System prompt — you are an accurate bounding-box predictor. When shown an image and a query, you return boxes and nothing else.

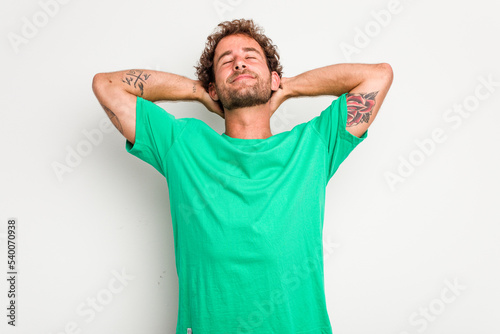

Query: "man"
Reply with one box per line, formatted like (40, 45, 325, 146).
(92, 18, 392, 334)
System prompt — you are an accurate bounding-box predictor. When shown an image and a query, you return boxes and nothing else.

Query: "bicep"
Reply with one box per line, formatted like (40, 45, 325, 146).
(92, 73, 137, 144)
(345, 63, 393, 138)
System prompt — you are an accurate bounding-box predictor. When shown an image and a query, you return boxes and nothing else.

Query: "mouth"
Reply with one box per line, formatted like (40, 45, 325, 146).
(231, 73, 256, 83)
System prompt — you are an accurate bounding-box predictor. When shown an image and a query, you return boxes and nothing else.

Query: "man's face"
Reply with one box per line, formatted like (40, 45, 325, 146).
(209, 34, 278, 110)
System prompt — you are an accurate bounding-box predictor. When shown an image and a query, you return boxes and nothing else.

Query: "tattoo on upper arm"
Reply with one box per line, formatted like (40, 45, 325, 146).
(122, 70, 151, 96)
(346, 91, 378, 127)
(101, 103, 124, 135)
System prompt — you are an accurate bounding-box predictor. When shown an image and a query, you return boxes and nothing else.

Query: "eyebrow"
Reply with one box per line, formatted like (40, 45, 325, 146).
(216, 47, 262, 64)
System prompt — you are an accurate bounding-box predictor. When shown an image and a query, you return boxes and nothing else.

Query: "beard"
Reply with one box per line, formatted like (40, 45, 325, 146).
(215, 70, 272, 110)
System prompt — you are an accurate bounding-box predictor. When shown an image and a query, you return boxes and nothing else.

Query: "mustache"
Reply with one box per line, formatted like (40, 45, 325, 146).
(228, 70, 257, 83)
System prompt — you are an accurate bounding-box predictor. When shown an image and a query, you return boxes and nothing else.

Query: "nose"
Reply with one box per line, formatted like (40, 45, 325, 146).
(234, 57, 247, 71)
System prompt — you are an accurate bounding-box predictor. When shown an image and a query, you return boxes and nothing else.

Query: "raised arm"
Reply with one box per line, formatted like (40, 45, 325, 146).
(271, 63, 393, 138)
(92, 69, 224, 144)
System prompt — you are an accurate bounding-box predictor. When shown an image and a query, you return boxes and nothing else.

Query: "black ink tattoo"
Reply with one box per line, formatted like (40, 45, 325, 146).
(346, 91, 378, 127)
(122, 70, 150, 96)
(101, 103, 123, 134)
(192, 84, 196, 94)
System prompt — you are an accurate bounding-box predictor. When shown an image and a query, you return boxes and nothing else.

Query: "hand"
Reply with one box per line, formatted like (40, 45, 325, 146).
(268, 77, 290, 118)
(195, 81, 225, 119)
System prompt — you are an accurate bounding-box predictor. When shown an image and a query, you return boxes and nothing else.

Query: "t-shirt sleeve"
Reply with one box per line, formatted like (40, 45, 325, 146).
(309, 93, 368, 181)
(125, 96, 189, 177)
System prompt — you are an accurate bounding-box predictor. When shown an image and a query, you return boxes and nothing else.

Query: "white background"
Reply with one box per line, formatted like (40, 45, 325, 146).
(1, 0, 499, 333)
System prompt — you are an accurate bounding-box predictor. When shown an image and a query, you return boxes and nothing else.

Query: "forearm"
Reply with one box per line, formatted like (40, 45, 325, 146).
(93, 69, 202, 103)
(285, 63, 391, 98)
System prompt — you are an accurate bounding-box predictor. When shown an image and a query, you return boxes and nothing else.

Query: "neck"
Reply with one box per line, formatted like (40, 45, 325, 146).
(223, 102, 273, 139)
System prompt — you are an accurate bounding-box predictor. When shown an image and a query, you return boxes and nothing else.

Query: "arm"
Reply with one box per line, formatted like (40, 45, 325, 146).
(92, 69, 224, 144)
(270, 63, 393, 138)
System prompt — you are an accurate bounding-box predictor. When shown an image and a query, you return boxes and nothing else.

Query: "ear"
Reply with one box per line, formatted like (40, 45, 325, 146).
(270, 71, 280, 92)
(208, 82, 219, 101)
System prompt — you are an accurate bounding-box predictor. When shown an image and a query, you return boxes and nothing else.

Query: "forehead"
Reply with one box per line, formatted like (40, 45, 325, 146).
(214, 34, 264, 58)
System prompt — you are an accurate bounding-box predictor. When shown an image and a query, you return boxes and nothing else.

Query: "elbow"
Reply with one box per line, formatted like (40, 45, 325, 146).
(378, 63, 393, 84)
(92, 72, 115, 97)
(92, 73, 105, 96)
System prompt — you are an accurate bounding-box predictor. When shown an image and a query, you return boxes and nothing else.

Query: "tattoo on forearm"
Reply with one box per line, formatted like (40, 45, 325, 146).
(122, 70, 151, 96)
(346, 91, 378, 127)
(101, 103, 123, 134)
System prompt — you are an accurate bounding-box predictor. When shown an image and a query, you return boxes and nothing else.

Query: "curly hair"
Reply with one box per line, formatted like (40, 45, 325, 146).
(195, 18, 283, 92)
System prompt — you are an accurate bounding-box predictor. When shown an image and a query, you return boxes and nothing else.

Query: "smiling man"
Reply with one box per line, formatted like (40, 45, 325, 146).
(92, 19, 392, 334)
(210, 36, 278, 111)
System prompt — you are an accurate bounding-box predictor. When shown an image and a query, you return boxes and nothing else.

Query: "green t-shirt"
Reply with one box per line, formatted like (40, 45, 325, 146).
(126, 94, 367, 334)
